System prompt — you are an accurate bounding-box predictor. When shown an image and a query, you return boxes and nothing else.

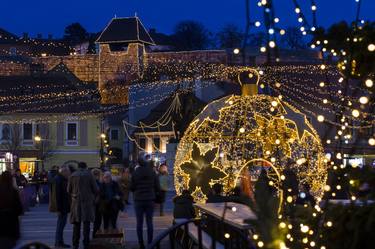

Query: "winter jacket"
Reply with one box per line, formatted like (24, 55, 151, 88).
(68, 168, 98, 223)
(55, 174, 70, 214)
(98, 181, 123, 214)
(130, 162, 160, 202)
(0, 187, 23, 239)
(173, 194, 195, 219)
(159, 174, 169, 191)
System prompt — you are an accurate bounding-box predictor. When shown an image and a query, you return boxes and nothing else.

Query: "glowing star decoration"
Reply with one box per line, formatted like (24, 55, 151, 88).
(174, 69, 328, 202)
(179, 142, 226, 199)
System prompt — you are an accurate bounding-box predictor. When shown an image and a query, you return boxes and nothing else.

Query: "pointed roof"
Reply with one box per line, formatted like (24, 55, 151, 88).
(96, 17, 155, 45)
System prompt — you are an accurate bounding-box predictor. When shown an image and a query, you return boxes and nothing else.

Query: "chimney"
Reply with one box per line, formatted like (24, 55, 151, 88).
(23, 32, 29, 39)
(48, 34, 53, 40)
(37, 33, 42, 39)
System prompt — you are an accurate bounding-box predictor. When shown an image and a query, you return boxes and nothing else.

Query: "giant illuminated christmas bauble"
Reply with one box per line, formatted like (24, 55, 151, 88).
(174, 70, 328, 202)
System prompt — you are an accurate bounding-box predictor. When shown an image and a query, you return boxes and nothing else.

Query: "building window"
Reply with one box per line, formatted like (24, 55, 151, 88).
(139, 137, 146, 150)
(10, 47, 17, 56)
(110, 129, 119, 141)
(1, 124, 10, 140)
(153, 137, 160, 150)
(23, 123, 33, 140)
(66, 122, 78, 145)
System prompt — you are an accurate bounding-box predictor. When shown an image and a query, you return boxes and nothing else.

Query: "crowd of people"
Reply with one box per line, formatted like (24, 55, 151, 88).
(0, 153, 172, 249)
(0, 155, 328, 249)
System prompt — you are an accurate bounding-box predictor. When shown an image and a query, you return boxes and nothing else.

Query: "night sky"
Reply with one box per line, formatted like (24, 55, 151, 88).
(1, 0, 374, 38)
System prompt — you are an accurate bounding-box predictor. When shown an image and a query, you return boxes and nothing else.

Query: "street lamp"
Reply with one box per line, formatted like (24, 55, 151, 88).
(34, 135, 41, 142)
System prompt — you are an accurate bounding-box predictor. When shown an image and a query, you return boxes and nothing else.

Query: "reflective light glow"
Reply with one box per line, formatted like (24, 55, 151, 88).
(352, 109, 360, 118)
(365, 79, 373, 87)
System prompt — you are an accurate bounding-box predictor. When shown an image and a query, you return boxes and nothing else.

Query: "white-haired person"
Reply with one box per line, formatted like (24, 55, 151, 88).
(98, 171, 123, 231)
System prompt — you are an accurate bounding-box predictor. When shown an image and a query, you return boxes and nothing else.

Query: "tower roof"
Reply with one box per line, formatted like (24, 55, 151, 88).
(96, 17, 155, 45)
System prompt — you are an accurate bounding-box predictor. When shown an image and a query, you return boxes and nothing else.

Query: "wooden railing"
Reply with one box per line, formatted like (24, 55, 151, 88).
(147, 218, 255, 249)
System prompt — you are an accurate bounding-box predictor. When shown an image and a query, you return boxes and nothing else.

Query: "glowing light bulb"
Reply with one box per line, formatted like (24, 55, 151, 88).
(311, 5, 317, 11)
(352, 109, 360, 118)
(317, 115, 325, 122)
(365, 79, 373, 87)
(326, 221, 333, 227)
(301, 225, 309, 233)
(287, 196, 293, 203)
(320, 64, 326, 70)
(233, 48, 240, 54)
(260, 46, 267, 52)
(298, 17, 303, 23)
(239, 127, 245, 133)
(295, 7, 301, 13)
(275, 139, 281, 144)
(296, 158, 306, 165)
(274, 17, 279, 23)
(369, 137, 375, 146)
(268, 28, 275, 34)
(224, 233, 230, 239)
(271, 100, 278, 107)
(359, 96, 368, 104)
(326, 139, 331, 144)
(279, 222, 287, 229)
(280, 29, 286, 35)
(368, 44, 375, 52)
(269, 41, 276, 48)
(255, 21, 261, 27)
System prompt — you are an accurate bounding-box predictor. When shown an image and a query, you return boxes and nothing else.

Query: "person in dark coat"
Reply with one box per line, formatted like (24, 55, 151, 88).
(68, 162, 98, 249)
(55, 165, 71, 248)
(173, 190, 195, 220)
(0, 171, 24, 249)
(228, 186, 252, 206)
(91, 168, 102, 238)
(99, 172, 123, 230)
(14, 168, 28, 187)
(207, 183, 231, 203)
(130, 154, 160, 249)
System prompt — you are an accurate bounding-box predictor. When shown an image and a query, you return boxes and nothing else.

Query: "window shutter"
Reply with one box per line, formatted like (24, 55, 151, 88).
(56, 122, 64, 146)
(79, 120, 88, 146)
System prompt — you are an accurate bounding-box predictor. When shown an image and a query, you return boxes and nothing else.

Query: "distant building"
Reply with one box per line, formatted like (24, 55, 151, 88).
(0, 63, 103, 175)
(0, 16, 372, 170)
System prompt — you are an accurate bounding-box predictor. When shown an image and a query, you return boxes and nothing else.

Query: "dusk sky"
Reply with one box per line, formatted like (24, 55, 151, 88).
(1, 0, 374, 38)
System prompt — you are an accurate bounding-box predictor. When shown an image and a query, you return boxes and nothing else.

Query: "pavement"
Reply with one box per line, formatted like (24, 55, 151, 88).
(18, 192, 176, 249)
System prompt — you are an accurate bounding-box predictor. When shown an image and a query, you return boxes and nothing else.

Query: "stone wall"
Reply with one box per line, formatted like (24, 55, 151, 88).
(0, 61, 30, 76)
(32, 54, 99, 82)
